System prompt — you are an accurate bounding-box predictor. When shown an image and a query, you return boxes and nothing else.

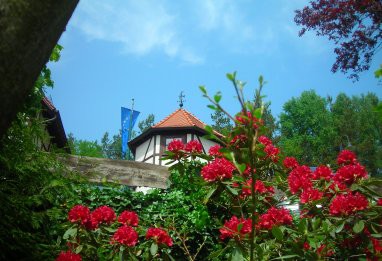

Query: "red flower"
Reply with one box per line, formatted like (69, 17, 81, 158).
(167, 140, 184, 153)
(146, 228, 173, 247)
(283, 157, 299, 170)
(235, 111, 262, 129)
(258, 136, 273, 146)
(201, 158, 235, 182)
(111, 225, 138, 247)
(208, 145, 223, 157)
(371, 237, 382, 253)
(312, 165, 332, 180)
(118, 211, 139, 227)
(264, 144, 279, 162)
(288, 165, 313, 194)
(56, 251, 82, 261)
(300, 187, 323, 204)
(334, 163, 368, 185)
(377, 198, 382, 206)
(91, 206, 116, 225)
(68, 205, 91, 226)
(229, 134, 247, 148)
(337, 150, 357, 165)
(303, 242, 311, 250)
(185, 140, 203, 153)
(257, 207, 293, 230)
(241, 179, 274, 197)
(219, 216, 252, 240)
(329, 192, 369, 216)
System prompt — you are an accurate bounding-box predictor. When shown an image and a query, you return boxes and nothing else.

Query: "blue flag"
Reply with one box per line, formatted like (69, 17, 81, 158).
(121, 107, 140, 159)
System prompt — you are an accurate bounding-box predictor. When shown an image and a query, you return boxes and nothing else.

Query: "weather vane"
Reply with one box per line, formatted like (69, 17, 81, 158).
(178, 91, 185, 108)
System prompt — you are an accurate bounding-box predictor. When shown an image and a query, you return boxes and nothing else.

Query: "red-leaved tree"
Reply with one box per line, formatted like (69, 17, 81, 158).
(295, 0, 382, 80)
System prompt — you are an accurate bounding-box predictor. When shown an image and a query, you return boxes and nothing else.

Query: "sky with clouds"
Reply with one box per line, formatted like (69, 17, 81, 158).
(47, 0, 382, 141)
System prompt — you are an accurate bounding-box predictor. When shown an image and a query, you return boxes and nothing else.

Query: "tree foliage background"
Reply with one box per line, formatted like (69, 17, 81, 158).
(279, 90, 382, 176)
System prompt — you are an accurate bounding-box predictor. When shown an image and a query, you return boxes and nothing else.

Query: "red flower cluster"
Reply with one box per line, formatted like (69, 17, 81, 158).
(201, 158, 236, 182)
(118, 210, 139, 227)
(337, 150, 357, 165)
(167, 139, 184, 153)
(241, 179, 274, 198)
(258, 136, 279, 162)
(111, 225, 138, 247)
(92, 206, 116, 225)
(146, 228, 173, 247)
(288, 165, 313, 194)
(219, 216, 252, 240)
(334, 163, 368, 185)
(377, 198, 382, 206)
(208, 145, 223, 157)
(329, 192, 369, 216)
(235, 111, 263, 129)
(68, 205, 91, 226)
(257, 207, 293, 230)
(300, 187, 323, 204)
(283, 157, 299, 170)
(185, 140, 203, 153)
(56, 251, 82, 261)
(229, 134, 247, 148)
(312, 165, 332, 181)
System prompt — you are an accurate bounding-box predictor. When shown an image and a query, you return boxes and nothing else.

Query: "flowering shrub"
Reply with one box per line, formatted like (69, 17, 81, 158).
(58, 206, 173, 260)
(57, 73, 381, 260)
(161, 73, 382, 260)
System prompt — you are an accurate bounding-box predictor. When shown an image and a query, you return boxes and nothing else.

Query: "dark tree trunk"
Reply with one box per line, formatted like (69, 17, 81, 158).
(0, 0, 79, 139)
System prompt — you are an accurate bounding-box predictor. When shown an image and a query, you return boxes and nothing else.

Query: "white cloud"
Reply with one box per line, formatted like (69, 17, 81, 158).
(71, 0, 203, 64)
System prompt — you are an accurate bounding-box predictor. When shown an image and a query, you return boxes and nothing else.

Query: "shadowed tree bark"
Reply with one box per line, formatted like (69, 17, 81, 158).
(0, 0, 79, 139)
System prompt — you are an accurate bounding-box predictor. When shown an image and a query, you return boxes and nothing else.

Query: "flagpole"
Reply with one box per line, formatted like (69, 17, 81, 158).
(127, 98, 134, 160)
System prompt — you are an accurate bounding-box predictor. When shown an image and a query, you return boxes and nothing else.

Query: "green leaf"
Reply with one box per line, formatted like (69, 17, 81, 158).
(272, 226, 283, 241)
(298, 218, 308, 234)
(231, 248, 244, 261)
(225, 184, 238, 196)
(74, 245, 83, 254)
(335, 222, 345, 233)
(150, 242, 158, 256)
(214, 92, 222, 103)
(63, 227, 77, 240)
(353, 220, 365, 233)
(199, 85, 207, 94)
(207, 104, 217, 110)
(103, 227, 117, 233)
(226, 73, 235, 81)
(271, 255, 299, 260)
(204, 185, 217, 204)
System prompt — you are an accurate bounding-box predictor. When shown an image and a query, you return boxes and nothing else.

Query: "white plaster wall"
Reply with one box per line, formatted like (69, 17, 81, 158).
(200, 136, 219, 154)
(187, 133, 192, 142)
(135, 138, 151, 162)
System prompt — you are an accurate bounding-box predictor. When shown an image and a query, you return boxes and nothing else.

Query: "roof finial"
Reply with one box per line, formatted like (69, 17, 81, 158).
(178, 91, 185, 108)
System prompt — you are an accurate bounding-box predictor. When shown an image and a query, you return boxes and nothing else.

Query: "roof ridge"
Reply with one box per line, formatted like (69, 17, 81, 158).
(181, 109, 196, 126)
(153, 109, 181, 128)
(183, 109, 206, 126)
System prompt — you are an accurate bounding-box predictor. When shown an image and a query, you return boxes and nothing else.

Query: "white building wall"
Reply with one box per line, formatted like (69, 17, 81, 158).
(135, 138, 151, 162)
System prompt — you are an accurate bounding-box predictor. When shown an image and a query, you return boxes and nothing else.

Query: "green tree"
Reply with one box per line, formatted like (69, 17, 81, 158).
(279, 90, 336, 166)
(68, 133, 103, 158)
(332, 93, 382, 175)
(211, 109, 233, 136)
(101, 130, 123, 159)
(138, 113, 155, 133)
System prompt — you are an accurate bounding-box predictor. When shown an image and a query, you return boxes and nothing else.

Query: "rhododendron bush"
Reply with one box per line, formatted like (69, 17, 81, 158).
(57, 73, 381, 260)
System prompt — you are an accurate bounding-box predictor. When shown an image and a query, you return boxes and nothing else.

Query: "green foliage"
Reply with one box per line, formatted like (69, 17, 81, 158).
(279, 90, 382, 176)
(279, 90, 336, 166)
(101, 130, 123, 159)
(68, 133, 104, 158)
(0, 44, 80, 260)
(138, 113, 155, 133)
(211, 110, 233, 136)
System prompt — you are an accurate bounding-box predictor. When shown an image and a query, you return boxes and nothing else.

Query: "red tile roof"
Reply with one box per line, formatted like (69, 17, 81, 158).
(153, 108, 206, 129)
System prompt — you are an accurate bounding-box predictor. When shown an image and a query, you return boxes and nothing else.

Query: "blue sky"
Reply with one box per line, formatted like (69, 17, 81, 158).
(47, 0, 382, 142)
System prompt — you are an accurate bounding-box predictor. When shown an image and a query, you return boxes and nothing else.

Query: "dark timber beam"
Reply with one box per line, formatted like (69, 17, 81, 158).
(0, 0, 79, 138)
